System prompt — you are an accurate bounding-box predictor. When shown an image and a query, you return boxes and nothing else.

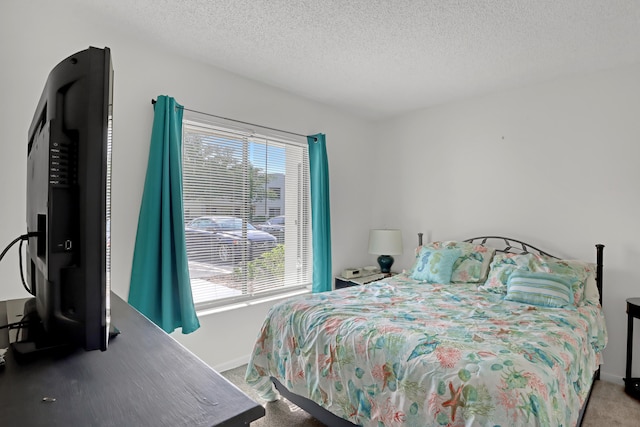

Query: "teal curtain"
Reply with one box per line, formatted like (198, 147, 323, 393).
(308, 133, 332, 293)
(128, 95, 200, 334)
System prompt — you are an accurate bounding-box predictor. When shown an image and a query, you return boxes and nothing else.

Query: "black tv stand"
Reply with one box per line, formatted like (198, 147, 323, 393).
(0, 293, 264, 426)
(8, 298, 120, 362)
(9, 298, 72, 360)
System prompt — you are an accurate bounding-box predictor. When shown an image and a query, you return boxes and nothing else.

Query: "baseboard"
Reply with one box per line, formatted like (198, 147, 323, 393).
(601, 371, 624, 385)
(214, 354, 251, 373)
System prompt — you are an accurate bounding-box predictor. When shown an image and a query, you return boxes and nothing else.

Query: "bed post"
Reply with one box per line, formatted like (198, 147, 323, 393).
(595, 243, 604, 381)
(596, 244, 604, 307)
(418, 232, 423, 246)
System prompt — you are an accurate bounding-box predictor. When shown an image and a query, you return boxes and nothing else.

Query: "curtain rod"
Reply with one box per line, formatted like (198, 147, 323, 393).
(151, 99, 316, 141)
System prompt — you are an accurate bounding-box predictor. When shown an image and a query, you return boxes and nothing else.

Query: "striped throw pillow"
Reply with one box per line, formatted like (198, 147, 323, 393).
(505, 271, 575, 308)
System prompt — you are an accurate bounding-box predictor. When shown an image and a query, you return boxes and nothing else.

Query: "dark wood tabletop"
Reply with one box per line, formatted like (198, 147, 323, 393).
(0, 293, 264, 426)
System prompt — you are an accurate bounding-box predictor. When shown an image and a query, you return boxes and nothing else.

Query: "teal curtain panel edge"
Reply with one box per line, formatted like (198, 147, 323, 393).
(128, 95, 200, 334)
(308, 133, 332, 293)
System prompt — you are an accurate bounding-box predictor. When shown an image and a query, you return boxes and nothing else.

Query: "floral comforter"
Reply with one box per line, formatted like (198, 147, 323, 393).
(246, 274, 607, 427)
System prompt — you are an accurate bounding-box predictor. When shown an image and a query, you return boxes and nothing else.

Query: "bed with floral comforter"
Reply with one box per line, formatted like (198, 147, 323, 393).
(246, 240, 607, 427)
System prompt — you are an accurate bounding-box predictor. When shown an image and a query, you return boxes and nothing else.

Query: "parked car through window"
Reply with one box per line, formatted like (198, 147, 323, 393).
(255, 215, 285, 243)
(185, 216, 277, 264)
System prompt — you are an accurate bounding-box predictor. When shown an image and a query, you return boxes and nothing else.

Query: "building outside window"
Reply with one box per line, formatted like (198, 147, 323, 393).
(268, 208, 281, 217)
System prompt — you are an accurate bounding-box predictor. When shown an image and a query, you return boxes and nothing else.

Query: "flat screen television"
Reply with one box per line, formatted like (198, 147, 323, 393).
(15, 46, 114, 356)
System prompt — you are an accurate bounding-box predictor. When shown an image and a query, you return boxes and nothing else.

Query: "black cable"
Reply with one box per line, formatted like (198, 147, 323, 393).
(18, 238, 32, 295)
(0, 320, 32, 330)
(0, 232, 40, 296)
(0, 319, 36, 344)
(0, 235, 24, 263)
(0, 232, 40, 263)
(0, 232, 42, 343)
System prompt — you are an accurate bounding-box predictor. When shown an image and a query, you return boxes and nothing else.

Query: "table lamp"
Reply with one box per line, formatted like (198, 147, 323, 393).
(368, 229, 403, 273)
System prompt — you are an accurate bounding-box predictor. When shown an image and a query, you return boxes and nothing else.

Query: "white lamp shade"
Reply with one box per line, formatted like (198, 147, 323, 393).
(368, 229, 403, 255)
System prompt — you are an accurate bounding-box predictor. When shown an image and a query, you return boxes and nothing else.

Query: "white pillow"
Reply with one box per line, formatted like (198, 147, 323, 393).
(582, 265, 600, 303)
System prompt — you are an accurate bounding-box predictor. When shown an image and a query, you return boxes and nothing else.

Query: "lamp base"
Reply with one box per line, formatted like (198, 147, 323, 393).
(377, 255, 394, 274)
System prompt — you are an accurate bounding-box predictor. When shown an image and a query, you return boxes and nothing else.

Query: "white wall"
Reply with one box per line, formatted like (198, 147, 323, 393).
(2, 0, 637, 381)
(0, 0, 377, 370)
(373, 65, 640, 383)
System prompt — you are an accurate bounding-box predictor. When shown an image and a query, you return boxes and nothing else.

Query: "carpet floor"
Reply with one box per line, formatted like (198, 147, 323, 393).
(222, 365, 640, 426)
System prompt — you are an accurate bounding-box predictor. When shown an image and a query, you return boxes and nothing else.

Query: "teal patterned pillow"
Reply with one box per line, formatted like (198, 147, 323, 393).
(410, 248, 462, 283)
(408, 241, 495, 283)
(479, 253, 551, 294)
(505, 271, 576, 308)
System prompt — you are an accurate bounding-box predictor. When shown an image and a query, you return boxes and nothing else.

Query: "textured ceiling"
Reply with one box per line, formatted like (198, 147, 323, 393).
(68, 0, 640, 119)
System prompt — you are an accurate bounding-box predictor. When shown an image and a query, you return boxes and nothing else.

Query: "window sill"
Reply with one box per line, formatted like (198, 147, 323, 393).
(195, 288, 311, 317)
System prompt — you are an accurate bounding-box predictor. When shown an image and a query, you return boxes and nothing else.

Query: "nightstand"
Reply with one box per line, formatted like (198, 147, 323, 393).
(625, 297, 640, 400)
(334, 273, 395, 290)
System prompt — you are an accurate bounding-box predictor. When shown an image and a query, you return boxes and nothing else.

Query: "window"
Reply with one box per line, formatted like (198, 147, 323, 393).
(182, 118, 312, 308)
(268, 208, 281, 218)
(268, 187, 281, 199)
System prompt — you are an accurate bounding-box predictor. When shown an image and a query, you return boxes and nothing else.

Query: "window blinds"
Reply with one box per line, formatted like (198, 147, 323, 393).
(182, 118, 312, 307)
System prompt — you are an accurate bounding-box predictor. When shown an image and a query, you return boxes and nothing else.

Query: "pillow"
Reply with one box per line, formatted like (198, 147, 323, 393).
(410, 248, 462, 283)
(583, 267, 600, 304)
(480, 253, 592, 305)
(505, 271, 575, 308)
(479, 252, 551, 294)
(546, 259, 592, 305)
(409, 241, 495, 283)
(451, 244, 495, 283)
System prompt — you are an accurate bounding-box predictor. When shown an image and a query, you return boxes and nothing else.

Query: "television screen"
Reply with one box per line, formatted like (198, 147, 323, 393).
(16, 46, 113, 356)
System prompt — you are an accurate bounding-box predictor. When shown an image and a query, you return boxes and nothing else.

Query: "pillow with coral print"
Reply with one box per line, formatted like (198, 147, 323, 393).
(450, 243, 495, 283)
(410, 247, 462, 283)
(408, 241, 495, 283)
(546, 259, 592, 305)
(479, 252, 552, 294)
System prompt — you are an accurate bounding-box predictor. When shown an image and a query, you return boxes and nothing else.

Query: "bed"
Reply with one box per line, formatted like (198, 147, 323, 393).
(246, 236, 607, 427)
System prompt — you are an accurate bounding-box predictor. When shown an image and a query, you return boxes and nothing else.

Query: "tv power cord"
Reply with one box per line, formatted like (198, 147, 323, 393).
(0, 232, 41, 296)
